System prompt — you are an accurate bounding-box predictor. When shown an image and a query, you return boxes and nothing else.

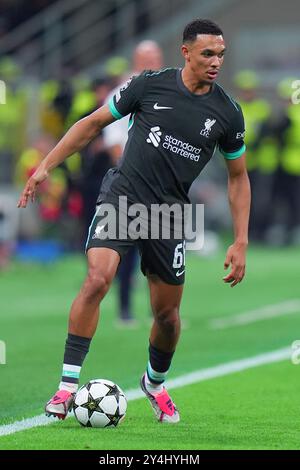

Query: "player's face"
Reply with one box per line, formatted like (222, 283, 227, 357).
(182, 34, 226, 84)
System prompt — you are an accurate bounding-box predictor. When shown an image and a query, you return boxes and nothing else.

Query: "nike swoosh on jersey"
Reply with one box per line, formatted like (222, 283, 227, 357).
(153, 103, 173, 110)
(176, 269, 185, 277)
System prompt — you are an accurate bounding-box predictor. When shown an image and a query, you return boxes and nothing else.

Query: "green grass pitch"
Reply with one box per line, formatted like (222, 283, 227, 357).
(0, 245, 299, 449)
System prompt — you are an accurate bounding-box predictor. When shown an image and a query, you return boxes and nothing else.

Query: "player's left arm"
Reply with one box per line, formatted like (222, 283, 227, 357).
(223, 153, 251, 287)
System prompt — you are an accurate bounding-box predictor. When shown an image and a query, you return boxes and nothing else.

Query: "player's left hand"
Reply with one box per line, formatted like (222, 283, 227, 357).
(223, 242, 247, 287)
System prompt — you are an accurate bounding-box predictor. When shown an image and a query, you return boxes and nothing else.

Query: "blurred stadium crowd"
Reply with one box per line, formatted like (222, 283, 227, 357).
(0, 1, 300, 270)
(0, 53, 129, 265)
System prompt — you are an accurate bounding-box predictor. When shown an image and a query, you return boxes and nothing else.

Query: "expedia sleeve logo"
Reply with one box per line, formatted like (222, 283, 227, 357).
(236, 131, 245, 139)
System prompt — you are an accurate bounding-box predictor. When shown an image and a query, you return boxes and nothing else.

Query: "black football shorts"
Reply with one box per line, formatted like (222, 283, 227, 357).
(85, 203, 186, 285)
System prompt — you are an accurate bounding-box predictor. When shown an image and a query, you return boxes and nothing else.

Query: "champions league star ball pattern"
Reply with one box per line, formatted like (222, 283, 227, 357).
(73, 379, 127, 428)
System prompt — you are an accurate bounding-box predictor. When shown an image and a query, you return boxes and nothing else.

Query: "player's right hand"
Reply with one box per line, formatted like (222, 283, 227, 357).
(17, 168, 49, 208)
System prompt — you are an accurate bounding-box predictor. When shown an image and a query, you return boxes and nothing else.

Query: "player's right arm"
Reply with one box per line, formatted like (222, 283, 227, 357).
(18, 104, 115, 208)
(18, 71, 147, 208)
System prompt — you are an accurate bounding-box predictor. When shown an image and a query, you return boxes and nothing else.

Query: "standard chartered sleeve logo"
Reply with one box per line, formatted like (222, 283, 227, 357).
(0, 80, 6, 104)
(0, 340, 6, 364)
(146, 126, 162, 147)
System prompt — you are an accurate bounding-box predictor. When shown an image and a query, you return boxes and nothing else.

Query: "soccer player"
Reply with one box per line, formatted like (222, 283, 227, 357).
(18, 19, 250, 423)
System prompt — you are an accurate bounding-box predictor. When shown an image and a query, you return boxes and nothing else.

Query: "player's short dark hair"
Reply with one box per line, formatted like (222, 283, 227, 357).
(183, 19, 223, 43)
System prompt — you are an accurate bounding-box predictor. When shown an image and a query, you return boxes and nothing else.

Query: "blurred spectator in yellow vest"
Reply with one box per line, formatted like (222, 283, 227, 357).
(40, 78, 73, 139)
(0, 57, 27, 183)
(263, 78, 300, 245)
(15, 135, 67, 223)
(15, 134, 82, 244)
(234, 70, 272, 241)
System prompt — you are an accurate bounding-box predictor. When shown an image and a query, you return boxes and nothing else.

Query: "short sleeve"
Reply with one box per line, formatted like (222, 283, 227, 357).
(108, 72, 147, 120)
(218, 102, 246, 159)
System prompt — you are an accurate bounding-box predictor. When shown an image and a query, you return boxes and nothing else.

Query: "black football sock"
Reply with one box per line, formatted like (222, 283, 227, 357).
(59, 333, 91, 393)
(145, 342, 175, 391)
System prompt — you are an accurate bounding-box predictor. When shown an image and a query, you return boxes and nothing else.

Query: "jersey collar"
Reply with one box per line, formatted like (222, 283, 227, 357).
(176, 68, 215, 100)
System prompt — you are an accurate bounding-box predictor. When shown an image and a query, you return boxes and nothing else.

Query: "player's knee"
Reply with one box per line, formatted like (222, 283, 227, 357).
(154, 306, 180, 333)
(85, 269, 110, 299)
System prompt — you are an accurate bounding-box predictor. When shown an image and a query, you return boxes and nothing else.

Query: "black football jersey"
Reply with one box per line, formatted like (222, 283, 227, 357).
(98, 68, 245, 207)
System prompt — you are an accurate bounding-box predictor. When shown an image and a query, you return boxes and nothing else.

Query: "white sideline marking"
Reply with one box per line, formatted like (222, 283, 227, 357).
(0, 347, 290, 438)
(210, 299, 300, 330)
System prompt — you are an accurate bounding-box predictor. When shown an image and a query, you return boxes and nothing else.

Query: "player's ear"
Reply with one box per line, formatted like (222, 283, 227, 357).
(181, 44, 190, 62)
